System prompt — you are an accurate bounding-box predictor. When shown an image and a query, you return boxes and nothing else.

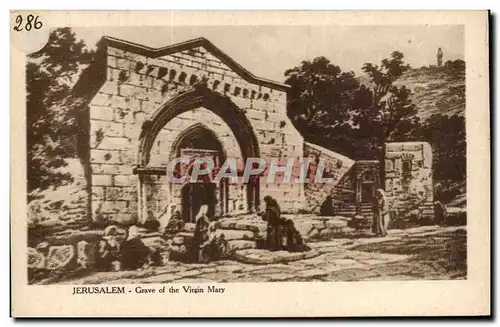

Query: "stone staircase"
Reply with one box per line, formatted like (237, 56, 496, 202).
(334, 204, 356, 217)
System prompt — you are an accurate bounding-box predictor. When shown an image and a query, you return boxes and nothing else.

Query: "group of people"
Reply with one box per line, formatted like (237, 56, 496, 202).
(192, 204, 231, 263)
(260, 196, 310, 252)
(94, 189, 391, 271)
(95, 225, 160, 271)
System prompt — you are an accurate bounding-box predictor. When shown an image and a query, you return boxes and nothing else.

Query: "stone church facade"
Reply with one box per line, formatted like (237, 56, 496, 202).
(71, 36, 433, 227)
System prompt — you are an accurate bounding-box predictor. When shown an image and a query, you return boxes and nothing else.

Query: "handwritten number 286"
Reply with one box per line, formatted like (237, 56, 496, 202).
(13, 15, 43, 31)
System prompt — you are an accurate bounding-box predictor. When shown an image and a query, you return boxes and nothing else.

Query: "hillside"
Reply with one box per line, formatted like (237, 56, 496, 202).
(358, 63, 465, 120)
(395, 65, 465, 119)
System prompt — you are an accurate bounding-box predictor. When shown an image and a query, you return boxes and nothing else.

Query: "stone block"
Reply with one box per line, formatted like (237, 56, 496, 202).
(90, 149, 121, 164)
(312, 220, 326, 229)
(118, 165, 134, 175)
(109, 94, 128, 109)
(108, 48, 125, 57)
(142, 236, 169, 250)
(100, 201, 128, 213)
(91, 163, 120, 175)
(307, 228, 320, 239)
(105, 187, 124, 201)
(228, 240, 256, 251)
(91, 120, 124, 137)
(92, 174, 113, 186)
(109, 213, 137, 225)
(91, 186, 105, 200)
(99, 82, 119, 95)
(116, 58, 132, 71)
(114, 175, 132, 187)
(113, 108, 135, 124)
(127, 200, 138, 213)
(90, 93, 111, 107)
(97, 136, 130, 150)
(106, 55, 117, 68)
(125, 51, 148, 62)
(215, 229, 255, 241)
(325, 219, 348, 229)
(319, 228, 333, 237)
(128, 72, 142, 85)
(118, 84, 138, 97)
(135, 88, 150, 101)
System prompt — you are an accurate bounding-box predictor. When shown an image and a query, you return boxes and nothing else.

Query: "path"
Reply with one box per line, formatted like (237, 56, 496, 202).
(38, 225, 466, 284)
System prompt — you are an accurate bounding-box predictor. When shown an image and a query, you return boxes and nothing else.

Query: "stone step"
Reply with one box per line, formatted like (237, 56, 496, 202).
(170, 228, 258, 246)
(218, 220, 263, 233)
(325, 220, 348, 229)
(233, 248, 321, 265)
(216, 229, 257, 241)
(335, 211, 356, 216)
(228, 240, 256, 251)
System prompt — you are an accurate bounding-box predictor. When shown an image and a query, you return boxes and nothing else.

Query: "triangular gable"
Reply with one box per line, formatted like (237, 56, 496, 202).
(96, 36, 289, 92)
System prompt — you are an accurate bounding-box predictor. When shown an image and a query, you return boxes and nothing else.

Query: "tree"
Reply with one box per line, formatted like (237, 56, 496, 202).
(358, 51, 418, 148)
(27, 27, 93, 196)
(419, 114, 466, 181)
(285, 52, 418, 164)
(284, 56, 360, 150)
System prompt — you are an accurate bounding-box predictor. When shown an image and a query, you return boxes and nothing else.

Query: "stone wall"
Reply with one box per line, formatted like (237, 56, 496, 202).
(385, 142, 434, 220)
(87, 39, 305, 224)
(28, 159, 90, 233)
(303, 142, 356, 212)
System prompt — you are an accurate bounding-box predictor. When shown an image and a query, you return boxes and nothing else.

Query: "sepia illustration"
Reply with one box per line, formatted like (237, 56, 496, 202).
(25, 23, 468, 286)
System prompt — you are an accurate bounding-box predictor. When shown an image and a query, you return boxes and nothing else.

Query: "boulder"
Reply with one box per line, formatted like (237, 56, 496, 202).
(76, 240, 96, 269)
(228, 240, 256, 251)
(45, 245, 76, 270)
(214, 229, 255, 241)
(28, 247, 46, 269)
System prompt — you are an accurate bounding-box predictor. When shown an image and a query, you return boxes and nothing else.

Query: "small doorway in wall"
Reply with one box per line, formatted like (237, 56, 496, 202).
(360, 182, 375, 203)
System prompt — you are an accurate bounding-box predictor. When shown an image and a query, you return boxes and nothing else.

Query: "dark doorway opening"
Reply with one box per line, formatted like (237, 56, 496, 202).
(181, 183, 217, 223)
(360, 182, 374, 203)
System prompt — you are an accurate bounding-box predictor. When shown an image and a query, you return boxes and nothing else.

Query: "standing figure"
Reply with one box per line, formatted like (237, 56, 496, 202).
(372, 189, 390, 237)
(261, 196, 283, 251)
(193, 204, 211, 262)
(437, 47, 444, 67)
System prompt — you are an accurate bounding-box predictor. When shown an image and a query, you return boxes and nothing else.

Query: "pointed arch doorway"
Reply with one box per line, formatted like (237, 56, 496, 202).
(135, 87, 260, 223)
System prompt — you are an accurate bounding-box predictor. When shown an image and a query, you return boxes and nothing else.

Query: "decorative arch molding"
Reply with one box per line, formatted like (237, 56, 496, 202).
(167, 122, 228, 164)
(137, 85, 260, 168)
(135, 85, 261, 222)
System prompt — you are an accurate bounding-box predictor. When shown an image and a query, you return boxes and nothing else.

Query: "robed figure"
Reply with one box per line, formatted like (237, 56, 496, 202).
(261, 196, 283, 251)
(372, 189, 390, 237)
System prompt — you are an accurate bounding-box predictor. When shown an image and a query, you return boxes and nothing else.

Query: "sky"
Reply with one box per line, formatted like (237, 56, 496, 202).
(71, 25, 464, 83)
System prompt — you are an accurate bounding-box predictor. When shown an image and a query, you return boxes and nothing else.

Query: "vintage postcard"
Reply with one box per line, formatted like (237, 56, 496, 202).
(11, 10, 490, 317)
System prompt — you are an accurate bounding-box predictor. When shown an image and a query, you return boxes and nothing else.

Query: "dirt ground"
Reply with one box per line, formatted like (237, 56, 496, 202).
(36, 225, 466, 285)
